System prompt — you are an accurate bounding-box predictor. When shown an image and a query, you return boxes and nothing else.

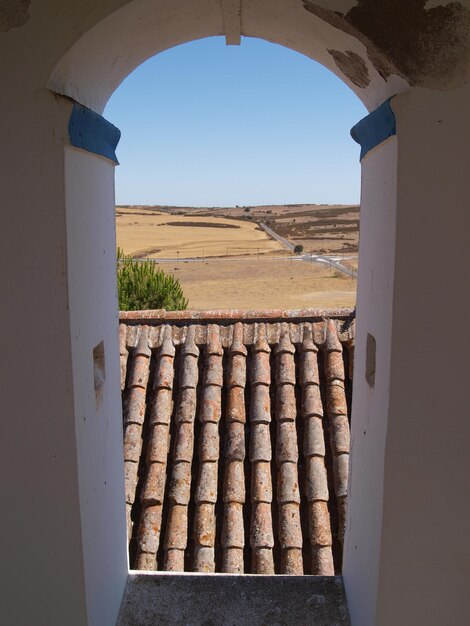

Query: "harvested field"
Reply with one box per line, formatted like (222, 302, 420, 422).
(116, 207, 283, 259)
(117, 203, 360, 255)
(156, 258, 356, 310)
(115, 204, 359, 309)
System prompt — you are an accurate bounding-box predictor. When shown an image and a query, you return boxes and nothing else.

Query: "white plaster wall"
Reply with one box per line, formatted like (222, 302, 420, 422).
(343, 137, 398, 626)
(0, 91, 89, 624)
(47, 0, 407, 113)
(374, 87, 470, 626)
(65, 146, 128, 626)
(2, 3, 469, 626)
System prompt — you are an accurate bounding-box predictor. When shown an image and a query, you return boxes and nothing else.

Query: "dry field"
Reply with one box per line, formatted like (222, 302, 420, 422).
(115, 204, 358, 310)
(156, 258, 356, 310)
(116, 207, 284, 259)
(121, 203, 360, 255)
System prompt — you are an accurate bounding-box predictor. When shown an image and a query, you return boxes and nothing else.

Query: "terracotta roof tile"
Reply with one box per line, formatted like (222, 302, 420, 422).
(250, 386, 271, 424)
(148, 388, 173, 426)
(251, 462, 273, 503)
(175, 389, 198, 424)
(251, 502, 275, 548)
(309, 500, 334, 575)
(276, 385, 297, 421)
(168, 462, 192, 505)
(274, 327, 303, 574)
(119, 323, 128, 391)
(134, 330, 175, 570)
(221, 326, 248, 572)
(277, 463, 301, 504)
(225, 422, 245, 462)
(223, 461, 245, 503)
(120, 308, 354, 575)
(323, 319, 351, 546)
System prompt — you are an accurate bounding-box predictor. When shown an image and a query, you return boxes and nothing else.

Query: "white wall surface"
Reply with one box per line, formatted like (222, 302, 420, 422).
(65, 146, 128, 626)
(374, 87, 470, 626)
(0, 91, 89, 625)
(47, 0, 407, 113)
(343, 137, 398, 626)
(1, 3, 469, 626)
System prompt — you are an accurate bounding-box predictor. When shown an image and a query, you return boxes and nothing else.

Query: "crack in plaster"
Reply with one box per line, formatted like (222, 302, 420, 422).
(0, 0, 30, 33)
(303, 0, 470, 89)
(328, 49, 370, 87)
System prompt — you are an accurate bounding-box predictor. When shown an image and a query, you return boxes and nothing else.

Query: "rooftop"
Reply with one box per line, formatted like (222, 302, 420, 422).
(119, 308, 354, 576)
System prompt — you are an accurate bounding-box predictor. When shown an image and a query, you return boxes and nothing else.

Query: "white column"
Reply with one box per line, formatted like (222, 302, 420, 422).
(343, 131, 398, 626)
(0, 91, 90, 626)
(375, 86, 470, 626)
(65, 144, 128, 626)
(345, 84, 470, 626)
(0, 87, 127, 625)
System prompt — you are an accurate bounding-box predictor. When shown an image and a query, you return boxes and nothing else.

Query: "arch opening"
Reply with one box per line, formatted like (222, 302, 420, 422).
(48, 0, 409, 113)
(106, 34, 362, 576)
(50, 0, 404, 615)
(108, 36, 363, 311)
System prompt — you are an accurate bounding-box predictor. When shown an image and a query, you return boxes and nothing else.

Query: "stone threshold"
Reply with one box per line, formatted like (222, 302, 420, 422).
(117, 572, 350, 626)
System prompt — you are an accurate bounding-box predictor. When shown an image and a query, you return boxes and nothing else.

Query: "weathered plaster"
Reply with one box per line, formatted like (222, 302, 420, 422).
(221, 0, 241, 45)
(310, 0, 356, 12)
(425, 0, 457, 7)
(0, 0, 30, 32)
(328, 49, 370, 87)
(303, 0, 470, 88)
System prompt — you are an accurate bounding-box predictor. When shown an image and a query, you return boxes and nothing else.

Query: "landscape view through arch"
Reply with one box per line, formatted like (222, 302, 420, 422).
(105, 37, 366, 310)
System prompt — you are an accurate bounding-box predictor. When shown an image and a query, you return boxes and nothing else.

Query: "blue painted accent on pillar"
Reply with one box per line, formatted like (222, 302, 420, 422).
(351, 99, 396, 160)
(68, 103, 121, 164)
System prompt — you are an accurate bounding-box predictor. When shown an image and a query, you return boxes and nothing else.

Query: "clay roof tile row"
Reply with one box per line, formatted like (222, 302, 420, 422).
(120, 308, 354, 575)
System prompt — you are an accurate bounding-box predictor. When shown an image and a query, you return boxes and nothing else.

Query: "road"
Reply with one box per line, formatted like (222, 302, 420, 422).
(260, 222, 295, 251)
(260, 221, 357, 278)
(306, 255, 357, 279)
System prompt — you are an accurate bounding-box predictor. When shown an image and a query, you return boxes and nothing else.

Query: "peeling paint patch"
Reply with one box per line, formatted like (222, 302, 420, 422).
(303, 1, 470, 89)
(328, 49, 370, 87)
(0, 0, 30, 33)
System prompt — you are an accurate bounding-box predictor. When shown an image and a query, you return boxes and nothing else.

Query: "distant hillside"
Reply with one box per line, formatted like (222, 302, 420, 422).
(116, 203, 360, 254)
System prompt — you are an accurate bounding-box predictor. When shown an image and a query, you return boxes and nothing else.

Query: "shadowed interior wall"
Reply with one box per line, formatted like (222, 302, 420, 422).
(376, 86, 470, 626)
(0, 90, 89, 625)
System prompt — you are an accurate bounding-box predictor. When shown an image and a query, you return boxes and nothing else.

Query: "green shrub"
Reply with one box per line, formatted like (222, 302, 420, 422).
(293, 244, 304, 254)
(117, 248, 188, 311)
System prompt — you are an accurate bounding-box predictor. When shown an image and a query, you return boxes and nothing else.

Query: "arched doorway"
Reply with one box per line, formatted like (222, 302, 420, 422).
(3, 2, 469, 625)
(48, 2, 399, 617)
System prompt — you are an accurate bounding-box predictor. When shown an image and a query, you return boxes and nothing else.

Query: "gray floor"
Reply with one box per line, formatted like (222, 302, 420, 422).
(117, 573, 350, 626)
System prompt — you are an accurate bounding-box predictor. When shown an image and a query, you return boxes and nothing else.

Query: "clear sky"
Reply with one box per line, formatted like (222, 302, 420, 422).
(104, 36, 367, 207)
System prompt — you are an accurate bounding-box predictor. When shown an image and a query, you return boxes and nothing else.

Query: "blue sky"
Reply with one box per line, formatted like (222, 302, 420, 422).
(104, 37, 367, 207)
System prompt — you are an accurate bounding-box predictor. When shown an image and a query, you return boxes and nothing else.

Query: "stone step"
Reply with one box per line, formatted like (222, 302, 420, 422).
(117, 573, 350, 626)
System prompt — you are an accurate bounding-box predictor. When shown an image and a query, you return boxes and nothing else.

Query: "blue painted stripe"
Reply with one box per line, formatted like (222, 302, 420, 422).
(68, 103, 121, 164)
(351, 99, 396, 160)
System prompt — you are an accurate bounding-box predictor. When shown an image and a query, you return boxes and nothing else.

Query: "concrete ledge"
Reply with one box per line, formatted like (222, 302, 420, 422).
(119, 307, 355, 323)
(117, 572, 350, 626)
